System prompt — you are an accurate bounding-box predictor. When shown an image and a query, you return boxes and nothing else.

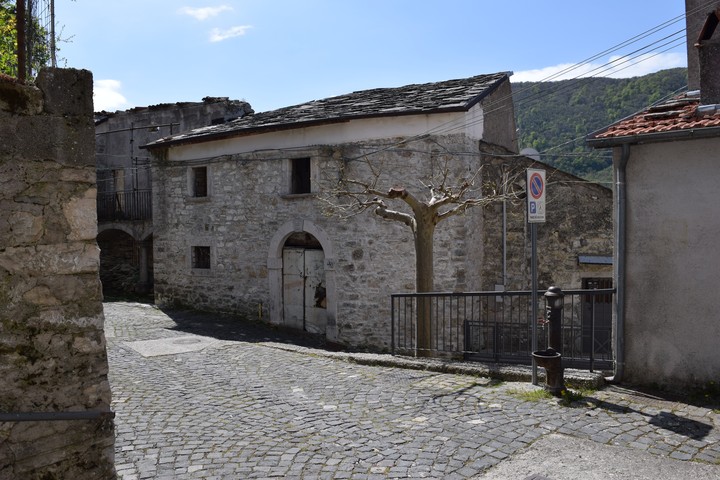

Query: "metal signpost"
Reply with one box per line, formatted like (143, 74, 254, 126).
(527, 168, 546, 385)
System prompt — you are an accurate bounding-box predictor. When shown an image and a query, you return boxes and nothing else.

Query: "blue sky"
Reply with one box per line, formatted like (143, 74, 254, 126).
(55, 0, 689, 113)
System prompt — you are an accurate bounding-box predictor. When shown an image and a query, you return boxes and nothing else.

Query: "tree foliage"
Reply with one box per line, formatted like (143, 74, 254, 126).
(513, 68, 688, 183)
(0, 0, 52, 79)
(0, 1, 17, 76)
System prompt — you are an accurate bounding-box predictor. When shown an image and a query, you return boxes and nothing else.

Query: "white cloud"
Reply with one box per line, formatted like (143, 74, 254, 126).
(512, 52, 686, 82)
(209, 25, 253, 42)
(94, 79, 129, 112)
(178, 5, 233, 21)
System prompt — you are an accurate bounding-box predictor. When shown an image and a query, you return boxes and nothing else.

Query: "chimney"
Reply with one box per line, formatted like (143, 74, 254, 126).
(686, 0, 707, 91)
(696, 8, 720, 105)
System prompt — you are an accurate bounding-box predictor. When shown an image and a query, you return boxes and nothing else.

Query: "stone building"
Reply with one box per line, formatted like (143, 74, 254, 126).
(144, 72, 612, 352)
(0, 69, 115, 478)
(95, 97, 252, 295)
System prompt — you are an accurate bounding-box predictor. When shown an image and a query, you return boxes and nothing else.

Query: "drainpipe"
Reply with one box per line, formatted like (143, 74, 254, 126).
(502, 166, 508, 286)
(607, 142, 629, 384)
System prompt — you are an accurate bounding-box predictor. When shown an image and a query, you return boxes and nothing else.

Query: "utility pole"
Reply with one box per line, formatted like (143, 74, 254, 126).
(16, 0, 26, 82)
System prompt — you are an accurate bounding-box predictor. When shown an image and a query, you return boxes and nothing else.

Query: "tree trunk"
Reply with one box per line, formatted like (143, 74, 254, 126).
(415, 216, 435, 357)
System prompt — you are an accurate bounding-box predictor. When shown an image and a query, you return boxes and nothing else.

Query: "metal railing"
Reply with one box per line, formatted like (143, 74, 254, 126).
(97, 190, 152, 221)
(391, 288, 614, 371)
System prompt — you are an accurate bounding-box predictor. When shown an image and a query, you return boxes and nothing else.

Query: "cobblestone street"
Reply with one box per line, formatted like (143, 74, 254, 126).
(105, 302, 720, 479)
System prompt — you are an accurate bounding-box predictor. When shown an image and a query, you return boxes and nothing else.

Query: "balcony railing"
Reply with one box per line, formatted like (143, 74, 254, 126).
(97, 190, 152, 222)
(391, 288, 614, 371)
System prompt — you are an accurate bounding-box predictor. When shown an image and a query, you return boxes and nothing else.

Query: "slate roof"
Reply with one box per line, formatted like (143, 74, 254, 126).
(144, 72, 510, 149)
(587, 91, 720, 146)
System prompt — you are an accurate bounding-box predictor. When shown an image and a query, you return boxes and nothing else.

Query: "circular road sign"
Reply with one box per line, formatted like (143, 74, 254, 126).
(529, 172, 544, 200)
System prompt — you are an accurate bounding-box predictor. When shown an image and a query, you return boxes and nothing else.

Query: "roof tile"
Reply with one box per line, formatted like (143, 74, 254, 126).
(146, 72, 509, 148)
(593, 92, 720, 139)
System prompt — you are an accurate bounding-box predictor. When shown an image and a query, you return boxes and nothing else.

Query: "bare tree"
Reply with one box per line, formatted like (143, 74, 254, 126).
(320, 138, 524, 356)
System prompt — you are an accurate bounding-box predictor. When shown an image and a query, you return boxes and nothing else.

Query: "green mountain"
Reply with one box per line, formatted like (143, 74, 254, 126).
(512, 68, 688, 184)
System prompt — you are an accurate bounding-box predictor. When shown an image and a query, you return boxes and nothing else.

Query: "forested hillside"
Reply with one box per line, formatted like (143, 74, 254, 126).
(512, 68, 688, 184)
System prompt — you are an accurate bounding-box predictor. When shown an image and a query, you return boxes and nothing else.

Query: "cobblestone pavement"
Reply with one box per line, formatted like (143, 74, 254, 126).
(105, 302, 720, 479)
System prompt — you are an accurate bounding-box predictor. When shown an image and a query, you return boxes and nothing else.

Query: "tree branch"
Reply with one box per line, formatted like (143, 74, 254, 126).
(374, 200, 416, 231)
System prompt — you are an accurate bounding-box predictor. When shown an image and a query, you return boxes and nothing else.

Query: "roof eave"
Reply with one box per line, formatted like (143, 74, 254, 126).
(587, 125, 720, 148)
(463, 73, 510, 110)
(142, 105, 472, 151)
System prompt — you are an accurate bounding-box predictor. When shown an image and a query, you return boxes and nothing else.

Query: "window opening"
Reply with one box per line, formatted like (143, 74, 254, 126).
(192, 166, 208, 197)
(291, 158, 311, 194)
(192, 246, 211, 269)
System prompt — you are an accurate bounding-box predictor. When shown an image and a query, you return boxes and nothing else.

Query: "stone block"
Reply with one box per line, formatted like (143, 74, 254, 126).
(35, 68, 94, 117)
(63, 189, 99, 241)
(13, 114, 95, 167)
(0, 79, 43, 115)
(0, 243, 99, 276)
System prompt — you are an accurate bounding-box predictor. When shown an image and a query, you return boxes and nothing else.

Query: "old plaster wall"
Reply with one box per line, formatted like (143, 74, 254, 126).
(0, 69, 115, 479)
(622, 138, 720, 386)
(152, 134, 484, 350)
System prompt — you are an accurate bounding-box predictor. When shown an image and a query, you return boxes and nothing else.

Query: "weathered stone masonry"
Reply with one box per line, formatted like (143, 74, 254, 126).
(0, 70, 115, 479)
(152, 135, 484, 350)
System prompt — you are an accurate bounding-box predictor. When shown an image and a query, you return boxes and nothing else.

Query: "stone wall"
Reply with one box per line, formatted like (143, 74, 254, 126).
(95, 97, 252, 296)
(479, 142, 613, 292)
(152, 133, 612, 351)
(153, 135, 484, 350)
(0, 70, 115, 479)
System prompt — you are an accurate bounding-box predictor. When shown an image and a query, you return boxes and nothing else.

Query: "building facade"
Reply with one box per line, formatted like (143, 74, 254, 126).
(586, 1, 720, 388)
(145, 73, 612, 352)
(95, 97, 252, 294)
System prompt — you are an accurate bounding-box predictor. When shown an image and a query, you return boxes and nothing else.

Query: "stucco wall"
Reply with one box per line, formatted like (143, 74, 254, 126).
(0, 69, 114, 478)
(622, 137, 720, 386)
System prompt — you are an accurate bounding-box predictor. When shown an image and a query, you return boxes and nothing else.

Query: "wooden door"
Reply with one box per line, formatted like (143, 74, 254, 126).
(283, 247, 326, 334)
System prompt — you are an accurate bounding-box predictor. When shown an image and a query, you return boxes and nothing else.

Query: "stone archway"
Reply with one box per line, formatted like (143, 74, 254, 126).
(268, 220, 338, 343)
(96, 223, 154, 295)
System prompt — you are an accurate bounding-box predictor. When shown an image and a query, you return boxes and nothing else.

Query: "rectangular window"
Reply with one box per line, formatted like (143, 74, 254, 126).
(192, 166, 208, 197)
(192, 246, 211, 269)
(290, 157, 311, 194)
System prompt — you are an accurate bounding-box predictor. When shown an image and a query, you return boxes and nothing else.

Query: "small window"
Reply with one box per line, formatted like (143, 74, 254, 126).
(192, 246, 211, 269)
(192, 166, 208, 197)
(290, 157, 311, 194)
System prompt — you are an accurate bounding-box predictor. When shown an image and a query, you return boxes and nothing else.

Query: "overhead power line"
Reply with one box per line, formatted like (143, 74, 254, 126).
(347, 2, 713, 162)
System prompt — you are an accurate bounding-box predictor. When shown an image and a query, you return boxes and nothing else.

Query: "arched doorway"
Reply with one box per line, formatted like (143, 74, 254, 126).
(97, 228, 137, 295)
(96, 227, 154, 296)
(268, 220, 338, 343)
(282, 232, 326, 334)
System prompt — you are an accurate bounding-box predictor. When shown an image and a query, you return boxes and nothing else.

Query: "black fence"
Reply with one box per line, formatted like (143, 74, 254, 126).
(391, 288, 614, 370)
(97, 190, 152, 221)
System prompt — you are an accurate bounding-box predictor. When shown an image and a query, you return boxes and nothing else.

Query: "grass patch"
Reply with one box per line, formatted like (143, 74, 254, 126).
(507, 388, 553, 402)
(507, 386, 597, 407)
(560, 388, 585, 406)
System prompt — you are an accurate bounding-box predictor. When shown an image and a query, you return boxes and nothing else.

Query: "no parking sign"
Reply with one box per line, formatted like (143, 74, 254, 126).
(526, 168, 546, 223)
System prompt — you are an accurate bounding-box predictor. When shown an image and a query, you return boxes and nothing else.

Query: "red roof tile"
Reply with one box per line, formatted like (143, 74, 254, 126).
(593, 93, 720, 139)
